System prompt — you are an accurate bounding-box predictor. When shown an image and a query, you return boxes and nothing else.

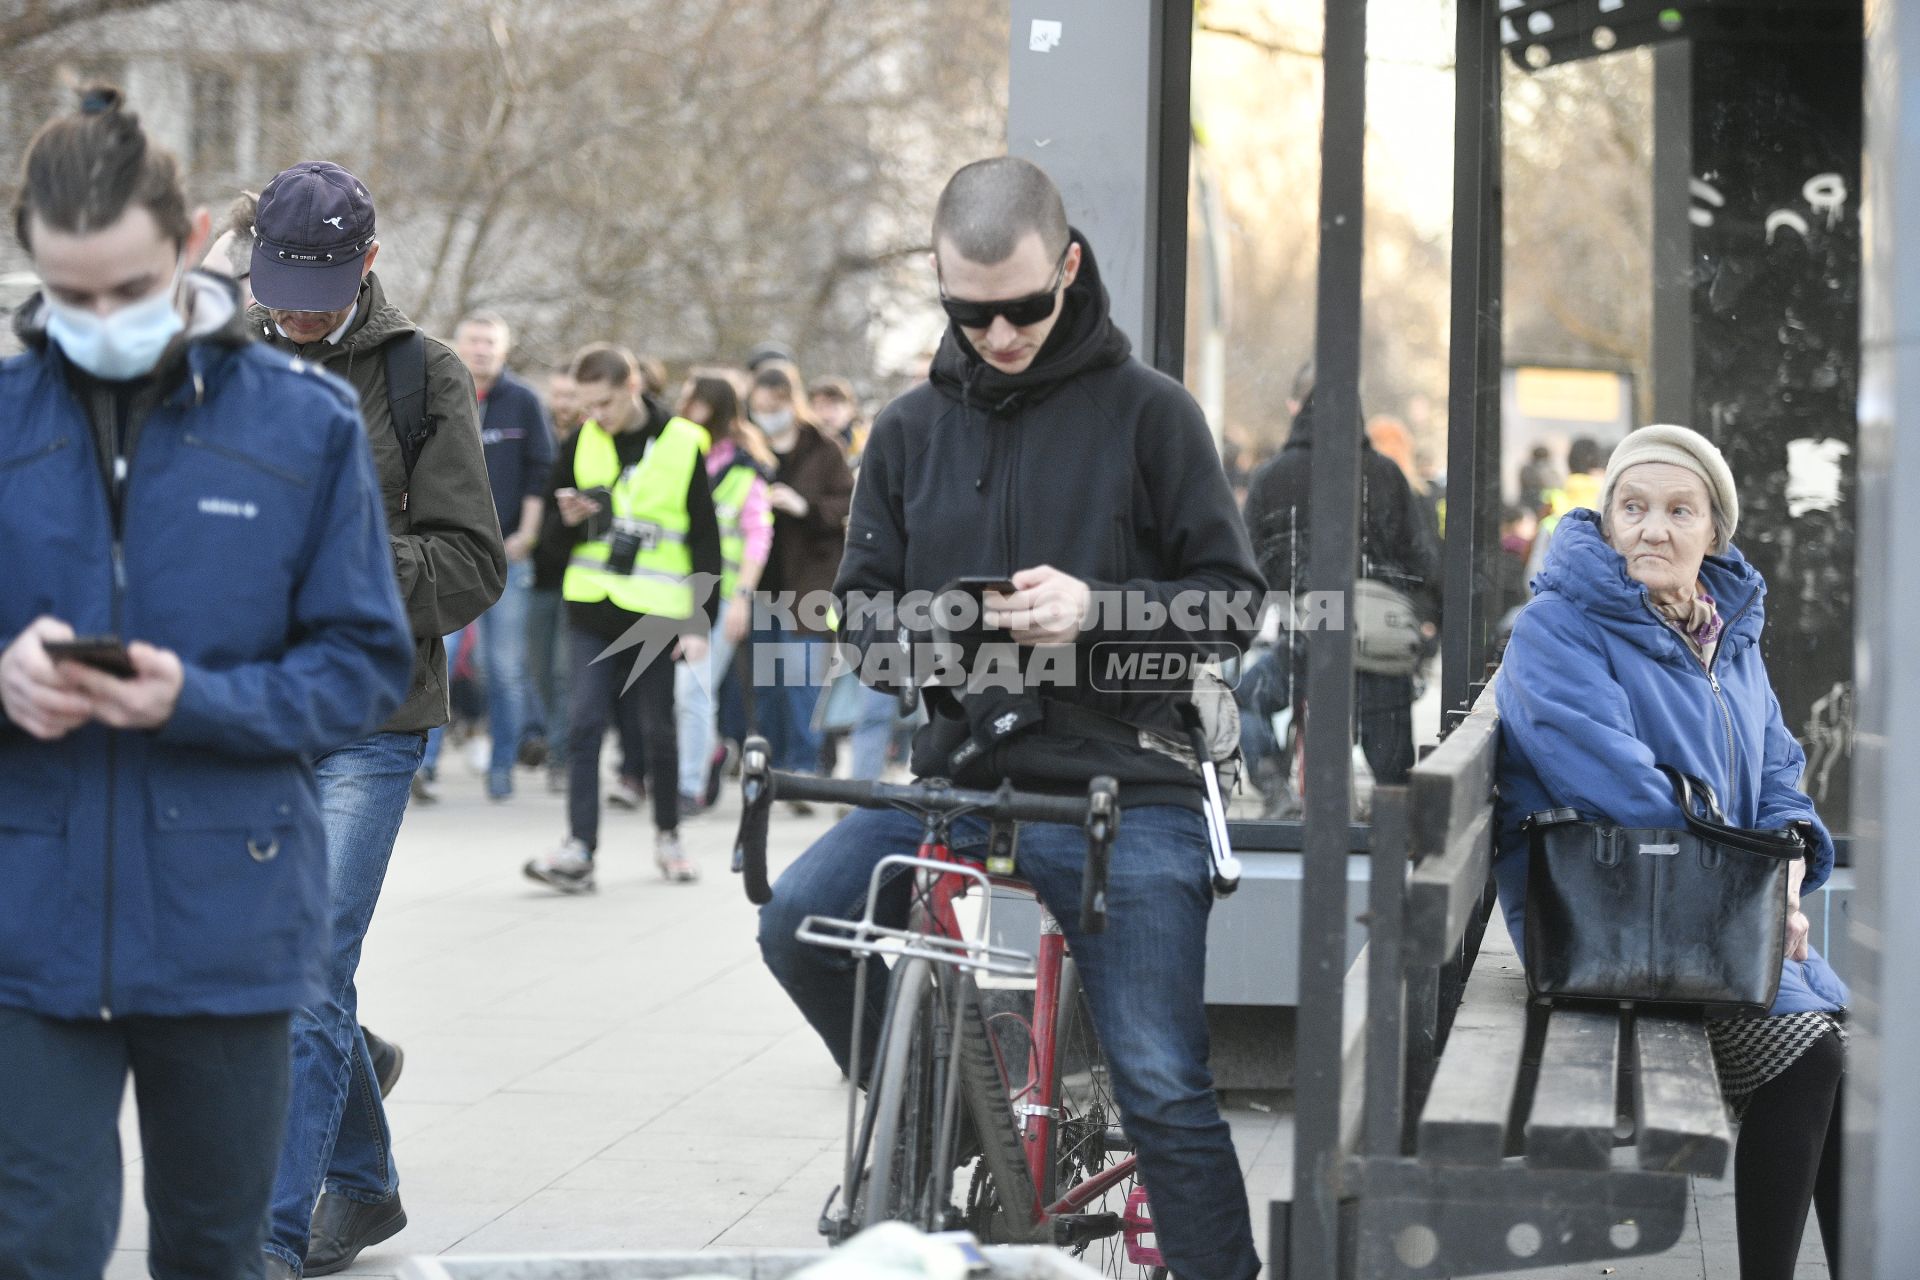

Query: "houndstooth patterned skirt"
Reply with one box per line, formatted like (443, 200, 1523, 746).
(1705, 1010, 1847, 1120)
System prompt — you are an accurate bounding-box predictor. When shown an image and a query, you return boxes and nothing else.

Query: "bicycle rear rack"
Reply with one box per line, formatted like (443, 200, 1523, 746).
(795, 854, 1037, 980)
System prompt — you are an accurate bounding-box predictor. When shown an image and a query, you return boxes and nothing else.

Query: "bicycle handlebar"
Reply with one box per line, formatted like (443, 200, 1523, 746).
(732, 735, 1120, 932)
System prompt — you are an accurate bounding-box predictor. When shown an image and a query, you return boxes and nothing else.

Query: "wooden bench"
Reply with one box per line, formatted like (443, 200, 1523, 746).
(1290, 680, 1734, 1278)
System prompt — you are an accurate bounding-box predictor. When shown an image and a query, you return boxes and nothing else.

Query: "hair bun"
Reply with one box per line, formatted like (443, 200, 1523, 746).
(77, 84, 124, 115)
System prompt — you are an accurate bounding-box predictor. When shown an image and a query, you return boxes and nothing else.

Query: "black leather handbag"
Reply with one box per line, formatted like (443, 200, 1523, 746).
(1523, 765, 1806, 1013)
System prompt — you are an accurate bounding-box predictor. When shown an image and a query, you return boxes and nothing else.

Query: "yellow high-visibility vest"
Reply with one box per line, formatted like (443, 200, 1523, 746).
(563, 415, 711, 620)
(711, 458, 759, 599)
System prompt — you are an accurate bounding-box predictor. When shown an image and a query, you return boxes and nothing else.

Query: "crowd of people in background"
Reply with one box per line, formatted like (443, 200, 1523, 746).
(409, 341, 900, 853)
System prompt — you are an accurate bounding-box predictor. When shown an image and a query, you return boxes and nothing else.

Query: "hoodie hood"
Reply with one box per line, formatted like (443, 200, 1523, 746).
(928, 228, 1132, 414)
(1283, 388, 1375, 449)
(1534, 508, 1766, 664)
(246, 269, 416, 360)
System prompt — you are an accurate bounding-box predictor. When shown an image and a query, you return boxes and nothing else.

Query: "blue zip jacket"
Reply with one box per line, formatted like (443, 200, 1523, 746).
(0, 277, 412, 1020)
(477, 365, 557, 536)
(1493, 509, 1848, 1016)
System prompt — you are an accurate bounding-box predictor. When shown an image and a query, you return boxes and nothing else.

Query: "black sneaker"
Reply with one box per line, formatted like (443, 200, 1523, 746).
(362, 1027, 404, 1098)
(704, 740, 739, 808)
(304, 1191, 407, 1276)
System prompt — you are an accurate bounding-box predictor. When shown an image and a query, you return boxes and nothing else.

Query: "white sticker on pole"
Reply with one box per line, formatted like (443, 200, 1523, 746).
(1030, 20, 1063, 53)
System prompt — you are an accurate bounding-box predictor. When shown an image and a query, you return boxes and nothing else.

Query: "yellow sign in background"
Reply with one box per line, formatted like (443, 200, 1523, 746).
(1512, 366, 1626, 423)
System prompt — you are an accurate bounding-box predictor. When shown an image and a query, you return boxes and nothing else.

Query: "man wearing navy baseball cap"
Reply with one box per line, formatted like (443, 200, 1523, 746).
(248, 161, 505, 1278)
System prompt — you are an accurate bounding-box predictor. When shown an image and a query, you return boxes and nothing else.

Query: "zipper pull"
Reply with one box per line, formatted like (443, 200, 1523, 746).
(111, 542, 127, 592)
(1708, 669, 1720, 694)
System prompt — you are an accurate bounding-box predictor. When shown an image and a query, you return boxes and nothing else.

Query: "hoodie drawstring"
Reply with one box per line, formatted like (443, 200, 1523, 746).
(967, 363, 994, 493)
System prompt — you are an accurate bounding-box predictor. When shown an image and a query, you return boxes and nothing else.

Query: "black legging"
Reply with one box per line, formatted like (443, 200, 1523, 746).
(1734, 1029, 1844, 1279)
(566, 623, 680, 845)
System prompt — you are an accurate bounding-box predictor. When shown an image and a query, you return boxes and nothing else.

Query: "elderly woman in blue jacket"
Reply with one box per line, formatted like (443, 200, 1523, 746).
(1495, 424, 1845, 1280)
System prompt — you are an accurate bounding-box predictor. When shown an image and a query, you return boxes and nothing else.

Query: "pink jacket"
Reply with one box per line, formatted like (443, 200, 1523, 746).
(709, 439, 773, 575)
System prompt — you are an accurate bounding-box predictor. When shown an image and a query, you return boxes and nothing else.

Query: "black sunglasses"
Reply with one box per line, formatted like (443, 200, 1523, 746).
(938, 244, 1069, 329)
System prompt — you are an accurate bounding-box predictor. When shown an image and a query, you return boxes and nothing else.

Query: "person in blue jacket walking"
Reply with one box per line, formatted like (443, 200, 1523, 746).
(0, 86, 412, 1279)
(1495, 424, 1845, 1280)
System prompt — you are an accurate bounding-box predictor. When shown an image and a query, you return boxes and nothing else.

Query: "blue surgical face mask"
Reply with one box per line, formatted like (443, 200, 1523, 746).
(44, 263, 186, 381)
(758, 408, 796, 437)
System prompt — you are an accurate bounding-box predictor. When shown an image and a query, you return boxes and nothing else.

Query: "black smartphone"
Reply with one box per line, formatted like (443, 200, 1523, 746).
(944, 575, 1018, 597)
(45, 636, 136, 679)
(934, 576, 1019, 644)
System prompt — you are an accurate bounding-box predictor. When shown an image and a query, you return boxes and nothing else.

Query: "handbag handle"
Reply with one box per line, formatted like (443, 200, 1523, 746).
(1654, 764, 1807, 860)
(1660, 765, 1725, 823)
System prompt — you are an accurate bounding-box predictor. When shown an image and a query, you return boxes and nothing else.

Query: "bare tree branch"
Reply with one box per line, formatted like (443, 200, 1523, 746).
(0, 0, 215, 55)
(1196, 19, 1454, 71)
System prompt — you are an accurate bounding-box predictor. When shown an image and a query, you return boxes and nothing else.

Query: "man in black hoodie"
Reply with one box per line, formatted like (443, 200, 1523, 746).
(1241, 376, 1441, 786)
(757, 158, 1263, 1280)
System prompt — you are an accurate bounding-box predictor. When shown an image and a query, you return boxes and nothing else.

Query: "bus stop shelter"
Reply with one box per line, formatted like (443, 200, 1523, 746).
(1007, 1, 1918, 1275)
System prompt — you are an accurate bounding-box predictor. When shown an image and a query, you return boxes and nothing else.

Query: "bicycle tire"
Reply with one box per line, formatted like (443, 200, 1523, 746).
(860, 957, 937, 1226)
(951, 969, 1047, 1245)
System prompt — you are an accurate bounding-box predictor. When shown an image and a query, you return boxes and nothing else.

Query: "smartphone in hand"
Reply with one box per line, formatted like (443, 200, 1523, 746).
(44, 636, 136, 679)
(935, 576, 1019, 644)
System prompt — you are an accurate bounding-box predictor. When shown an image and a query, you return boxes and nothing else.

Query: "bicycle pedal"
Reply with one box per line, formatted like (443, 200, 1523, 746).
(818, 1186, 855, 1244)
(1051, 1211, 1123, 1247)
(1122, 1187, 1166, 1268)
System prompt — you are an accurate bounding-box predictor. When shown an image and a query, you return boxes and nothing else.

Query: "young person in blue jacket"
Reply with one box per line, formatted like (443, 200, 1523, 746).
(0, 86, 412, 1278)
(1496, 425, 1846, 1280)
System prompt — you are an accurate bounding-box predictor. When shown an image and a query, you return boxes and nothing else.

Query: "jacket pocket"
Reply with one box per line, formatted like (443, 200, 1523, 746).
(180, 434, 311, 488)
(0, 759, 73, 988)
(0, 437, 72, 474)
(145, 762, 316, 991)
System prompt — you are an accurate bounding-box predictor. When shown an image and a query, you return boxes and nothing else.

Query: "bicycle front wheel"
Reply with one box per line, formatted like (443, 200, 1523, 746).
(858, 956, 939, 1227)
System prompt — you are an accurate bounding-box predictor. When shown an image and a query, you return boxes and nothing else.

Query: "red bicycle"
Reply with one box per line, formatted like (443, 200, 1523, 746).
(735, 737, 1168, 1277)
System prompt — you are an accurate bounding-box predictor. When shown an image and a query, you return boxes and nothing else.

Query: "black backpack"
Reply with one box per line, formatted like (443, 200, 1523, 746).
(384, 330, 433, 507)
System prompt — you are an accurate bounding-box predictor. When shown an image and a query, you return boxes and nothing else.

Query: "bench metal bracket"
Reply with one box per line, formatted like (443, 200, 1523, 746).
(1343, 1155, 1692, 1278)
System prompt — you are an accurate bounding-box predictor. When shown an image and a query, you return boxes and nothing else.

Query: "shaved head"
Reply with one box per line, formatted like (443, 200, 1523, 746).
(932, 156, 1070, 266)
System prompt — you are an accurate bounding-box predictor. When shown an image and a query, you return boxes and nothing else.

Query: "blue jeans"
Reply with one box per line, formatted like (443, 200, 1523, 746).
(675, 600, 739, 798)
(267, 731, 425, 1269)
(525, 585, 570, 767)
(749, 619, 827, 774)
(757, 805, 1260, 1280)
(474, 561, 534, 793)
(0, 1009, 289, 1280)
(421, 627, 468, 775)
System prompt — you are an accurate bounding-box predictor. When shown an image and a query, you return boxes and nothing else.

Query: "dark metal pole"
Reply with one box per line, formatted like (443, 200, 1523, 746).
(1150, 0, 1194, 378)
(1649, 41, 1694, 424)
(1474, 33, 1504, 682)
(1289, 0, 1366, 1274)
(1441, 0, 1496, 714)
(1364, 786, 1410, 1158)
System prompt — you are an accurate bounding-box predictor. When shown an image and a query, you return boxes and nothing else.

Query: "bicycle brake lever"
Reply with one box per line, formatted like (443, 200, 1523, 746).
(1080, 778, 1118, 934)
(735, 737, 775, 904)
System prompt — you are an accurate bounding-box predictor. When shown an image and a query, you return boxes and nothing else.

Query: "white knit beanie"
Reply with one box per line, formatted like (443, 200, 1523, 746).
(1600, 424, 1739, 553)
